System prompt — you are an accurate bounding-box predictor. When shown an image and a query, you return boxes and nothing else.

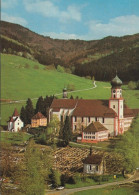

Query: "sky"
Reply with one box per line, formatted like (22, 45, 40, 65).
(1, 0, 139, 40)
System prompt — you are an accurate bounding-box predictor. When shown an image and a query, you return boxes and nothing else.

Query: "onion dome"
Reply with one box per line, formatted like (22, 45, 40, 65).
(111, 75, 122, 87)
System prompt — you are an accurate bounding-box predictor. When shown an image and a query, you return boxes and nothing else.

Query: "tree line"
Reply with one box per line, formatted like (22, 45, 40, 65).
(20, 96, 54, 125)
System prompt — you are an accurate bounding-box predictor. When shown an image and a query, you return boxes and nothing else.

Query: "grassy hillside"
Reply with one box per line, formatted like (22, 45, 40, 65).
(1, 54, 139, 125)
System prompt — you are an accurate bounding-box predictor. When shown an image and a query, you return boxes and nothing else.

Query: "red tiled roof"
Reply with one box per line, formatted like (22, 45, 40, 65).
(32, 112, 46, 119)
(83, 121, 108, 133)
(132, 109, 139, 117)
(12, 108, 19, 117)
(50, 99, 78, 109)
(124, 105, 134, 117)
(8, 117, 18, 122)
(72, 99, 117, 117)
(83, 154, 103, 165)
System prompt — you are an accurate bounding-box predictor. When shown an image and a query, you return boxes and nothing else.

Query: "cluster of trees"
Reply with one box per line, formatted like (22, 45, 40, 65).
(114, 116, 139, 175)
(74, 47, 139, 82)
(20, 96, 54, 125)
(128, 81, 139, 90)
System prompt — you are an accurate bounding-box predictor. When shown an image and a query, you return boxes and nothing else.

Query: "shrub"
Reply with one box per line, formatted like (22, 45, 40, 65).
(128, 81, 137, 90)
(57, 65, 65, 73)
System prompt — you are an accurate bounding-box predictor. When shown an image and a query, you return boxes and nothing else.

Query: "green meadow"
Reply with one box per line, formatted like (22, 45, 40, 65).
(1, 54, 139, 125)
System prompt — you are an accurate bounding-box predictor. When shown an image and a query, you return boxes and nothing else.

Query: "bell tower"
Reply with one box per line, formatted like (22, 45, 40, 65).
(109, 74, 124, 134)
(63, 87, 68, 99)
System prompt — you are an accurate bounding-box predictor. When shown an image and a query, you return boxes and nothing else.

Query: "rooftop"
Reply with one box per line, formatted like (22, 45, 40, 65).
(83, 121, 108, 133)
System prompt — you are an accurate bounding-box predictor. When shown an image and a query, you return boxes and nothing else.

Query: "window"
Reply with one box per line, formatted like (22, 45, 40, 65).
(95, 117, 97, 122)
(74, 125, 76, 130)
(89, 165, 91, 170)
(18, 123, 19, 125)
(113, 105, 115, 109)
(88, 117, 90, 123)
(74, 117, 77, 122)
(114, 94, 116, 98)
(82, 117, 84, 122)
(102, 118, 105, 123)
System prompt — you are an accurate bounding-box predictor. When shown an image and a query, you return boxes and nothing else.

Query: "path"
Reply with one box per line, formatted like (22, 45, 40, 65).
(0, 81, 97, 105)
(46, 171, 139, 195)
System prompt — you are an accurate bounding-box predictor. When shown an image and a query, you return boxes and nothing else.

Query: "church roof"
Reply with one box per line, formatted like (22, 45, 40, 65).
(124, 105, 134, 117)
(32, 112, 46, 119)
(50, 99, 78, 109)
(72, 99, 117, 117)
(12, 108, 19, 117)
(83, 154, 103, 165)
(111, 75, 122, 87)
(83, 121, 108, 133)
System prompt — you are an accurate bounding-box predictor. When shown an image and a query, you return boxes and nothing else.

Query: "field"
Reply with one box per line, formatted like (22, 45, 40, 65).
(72, 184, 139, 195)
(1, 54, 139, 125)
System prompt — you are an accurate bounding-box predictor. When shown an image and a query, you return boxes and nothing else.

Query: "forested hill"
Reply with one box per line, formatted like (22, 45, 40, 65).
(1, 20, 139, 81)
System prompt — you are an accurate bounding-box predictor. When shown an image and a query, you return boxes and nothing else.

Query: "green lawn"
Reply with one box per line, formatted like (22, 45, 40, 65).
(65, 175, 124, 189)
(0, 131, 32, 144)
(1, 54, 139, 125)
(72, 184, 139, 195)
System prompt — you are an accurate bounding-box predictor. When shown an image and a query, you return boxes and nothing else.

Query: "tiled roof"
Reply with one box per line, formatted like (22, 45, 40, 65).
(83, 121, 108, 133)
(12, 108, 19, 117)
(8, 117, 18, 122)
(72, 99, 117, 117)
(124, 105, 134, 117)
(32, 112, 46, 119)
(83, 154, 103, 165)
(132, 109, 139, 117)
(50, 99, 78, 109)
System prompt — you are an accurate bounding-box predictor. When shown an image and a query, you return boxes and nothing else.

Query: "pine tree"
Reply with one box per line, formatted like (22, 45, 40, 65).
(70, 95, 74, 99)
(63, 116, 72, 146)
(20, 106, 27, 124)
(36, 96, 44, 114)
(25, 98, 34, 124)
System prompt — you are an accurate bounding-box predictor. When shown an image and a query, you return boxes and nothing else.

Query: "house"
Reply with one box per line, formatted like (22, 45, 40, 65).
(8, 108, 24, 132)
(49, 75, 137, 137)
(31, 112, 47, 128)
(83, 149, 105, 175)
(77, 121, 109, 143)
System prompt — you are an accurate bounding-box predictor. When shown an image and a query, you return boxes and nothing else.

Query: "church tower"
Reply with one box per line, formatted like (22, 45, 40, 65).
(63, 87, 68, 98)
(109, 74, 124, 134)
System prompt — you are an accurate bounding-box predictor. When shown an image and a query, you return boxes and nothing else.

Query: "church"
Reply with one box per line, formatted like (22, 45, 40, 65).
(49, 75, 136, 139)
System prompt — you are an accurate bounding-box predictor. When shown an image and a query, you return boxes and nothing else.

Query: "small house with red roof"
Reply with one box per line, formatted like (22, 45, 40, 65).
(8, 108, 24, 132)
(49, 75, 138, 138)
(83, 148, 105, 175)
(77, 121, 109, 143)
(31, 112, 47, 128)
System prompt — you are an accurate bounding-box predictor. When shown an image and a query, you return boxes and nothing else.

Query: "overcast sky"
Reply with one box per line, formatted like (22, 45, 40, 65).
(1, 0, 139, 40)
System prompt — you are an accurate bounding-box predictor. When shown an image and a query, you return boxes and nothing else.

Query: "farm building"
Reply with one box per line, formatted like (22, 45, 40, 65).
(77, 121, 109, 143)
(83, 148, 105, 175)
(31, 112, 47, 128)
(8, 108, 24, 132)
(49, 75, 137, 138)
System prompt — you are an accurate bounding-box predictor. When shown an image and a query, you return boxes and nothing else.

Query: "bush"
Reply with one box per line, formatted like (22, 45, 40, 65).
(128, 81, 137, 90)
(57, 65, 65, 73)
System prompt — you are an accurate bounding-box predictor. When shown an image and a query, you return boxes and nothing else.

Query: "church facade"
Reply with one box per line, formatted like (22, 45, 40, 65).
(49, 75, 135, 137)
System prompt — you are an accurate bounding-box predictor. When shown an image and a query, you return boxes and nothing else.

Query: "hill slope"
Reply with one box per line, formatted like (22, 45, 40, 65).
(1, 21, 139, 81)
(1, 54, 139, 126)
